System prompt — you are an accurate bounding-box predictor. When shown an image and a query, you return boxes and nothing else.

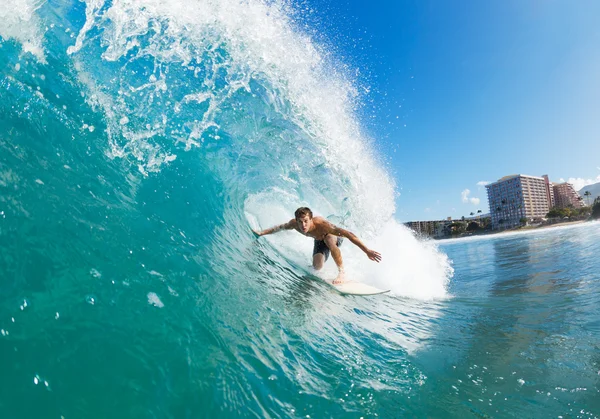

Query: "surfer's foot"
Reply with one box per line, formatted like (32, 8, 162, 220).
(333, 272, 345, 285)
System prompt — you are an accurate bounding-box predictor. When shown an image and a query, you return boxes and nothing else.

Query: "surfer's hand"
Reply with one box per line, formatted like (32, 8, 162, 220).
(366, 249, 382, 262)
(252, 229, 261, 237)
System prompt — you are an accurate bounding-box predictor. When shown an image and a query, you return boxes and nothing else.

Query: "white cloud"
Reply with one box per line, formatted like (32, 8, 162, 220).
(424, 207, 431, 213)
(559, 176, 600, 191)
(461, 189, 470, 203)
(476, 181, 491, 187)
(461, 189, 481, 205)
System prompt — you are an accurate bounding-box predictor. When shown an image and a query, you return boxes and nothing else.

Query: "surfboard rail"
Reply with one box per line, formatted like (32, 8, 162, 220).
(332, 281, 390, 296)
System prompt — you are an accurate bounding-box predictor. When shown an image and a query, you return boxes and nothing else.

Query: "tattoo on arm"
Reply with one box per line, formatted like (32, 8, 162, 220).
(259, 219, 294, 236)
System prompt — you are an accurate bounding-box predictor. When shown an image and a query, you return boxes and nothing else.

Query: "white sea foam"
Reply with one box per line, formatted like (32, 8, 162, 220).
(68, 0, 394, 229)
(147, 292, 164, 308)
(0, 0, 47, 62)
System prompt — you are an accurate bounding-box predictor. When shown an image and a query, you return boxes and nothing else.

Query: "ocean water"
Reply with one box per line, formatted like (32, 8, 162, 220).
(1, 1, 599, 418)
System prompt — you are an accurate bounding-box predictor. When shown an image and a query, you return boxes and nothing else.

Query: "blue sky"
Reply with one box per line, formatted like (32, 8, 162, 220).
(302, 0, 600, 221)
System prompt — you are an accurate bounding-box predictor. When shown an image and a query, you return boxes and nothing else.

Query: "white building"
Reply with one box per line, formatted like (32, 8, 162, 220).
(486, 174, 552, 230)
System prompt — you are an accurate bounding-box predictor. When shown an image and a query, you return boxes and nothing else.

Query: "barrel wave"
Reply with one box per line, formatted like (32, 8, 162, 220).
(0, 0, 452, 417)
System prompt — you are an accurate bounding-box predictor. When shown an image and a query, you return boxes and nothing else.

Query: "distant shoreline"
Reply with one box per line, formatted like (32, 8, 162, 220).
(526, 220, 587, 230)
(436, 219, 589, 241)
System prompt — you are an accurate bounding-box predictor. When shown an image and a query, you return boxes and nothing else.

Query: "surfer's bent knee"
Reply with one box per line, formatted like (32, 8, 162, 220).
(325, 234, 343, 250)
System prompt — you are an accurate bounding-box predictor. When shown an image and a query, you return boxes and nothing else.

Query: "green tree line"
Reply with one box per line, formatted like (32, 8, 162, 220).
(546, 206, 590, 219)
(592, 197, 600, 220)
(547, 198, 600, 220)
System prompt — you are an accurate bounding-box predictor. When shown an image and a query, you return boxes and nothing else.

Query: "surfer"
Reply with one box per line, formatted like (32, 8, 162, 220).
(252, 207, 381, 284)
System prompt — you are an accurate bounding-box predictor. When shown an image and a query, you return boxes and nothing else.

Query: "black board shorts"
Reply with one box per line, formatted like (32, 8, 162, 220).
(313, 236, 343, 262)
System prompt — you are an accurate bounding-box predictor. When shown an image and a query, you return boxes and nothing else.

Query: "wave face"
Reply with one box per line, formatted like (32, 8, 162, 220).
(0, 0, 452, 417)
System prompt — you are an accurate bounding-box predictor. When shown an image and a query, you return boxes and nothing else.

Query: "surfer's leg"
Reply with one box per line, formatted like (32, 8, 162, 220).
(312, 239, 329, 270)
(312, 253, 325, 270)
(325, 235, 345, 283)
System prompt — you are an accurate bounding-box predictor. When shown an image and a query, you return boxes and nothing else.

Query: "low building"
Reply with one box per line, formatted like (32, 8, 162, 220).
(404, 215, 490, 239)
(404, 220, 453, 239)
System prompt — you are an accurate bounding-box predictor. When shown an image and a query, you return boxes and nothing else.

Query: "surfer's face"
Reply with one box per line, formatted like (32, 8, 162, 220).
(296, 215, 312, 233)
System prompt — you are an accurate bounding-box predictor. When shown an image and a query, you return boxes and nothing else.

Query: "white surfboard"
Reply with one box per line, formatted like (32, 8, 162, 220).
(303, 270, 390, 296)
(331, 281, 390, 296)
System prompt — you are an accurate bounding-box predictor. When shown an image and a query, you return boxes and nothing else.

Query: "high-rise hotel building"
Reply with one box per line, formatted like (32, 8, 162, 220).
(486, 174, 554, 230)
(553, 182, 584, 208)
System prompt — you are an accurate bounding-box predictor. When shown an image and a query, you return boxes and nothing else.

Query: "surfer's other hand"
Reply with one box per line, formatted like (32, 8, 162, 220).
(367, 249, 382, 263)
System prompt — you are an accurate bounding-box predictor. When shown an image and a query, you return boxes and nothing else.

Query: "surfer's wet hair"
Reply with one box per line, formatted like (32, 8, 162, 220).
(295, 207, 313, 219)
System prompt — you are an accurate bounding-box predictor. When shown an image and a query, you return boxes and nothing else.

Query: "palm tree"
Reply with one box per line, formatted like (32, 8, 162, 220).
(584, 190, 592, 206)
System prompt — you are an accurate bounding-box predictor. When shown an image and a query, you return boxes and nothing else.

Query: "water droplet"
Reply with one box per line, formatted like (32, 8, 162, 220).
(85, 296, 96, 305)
(55, 312, 60, 320)
(34, 376, 39, 385)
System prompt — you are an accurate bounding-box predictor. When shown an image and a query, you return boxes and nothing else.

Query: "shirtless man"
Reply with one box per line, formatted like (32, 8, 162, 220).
(252, 207, 382, 284)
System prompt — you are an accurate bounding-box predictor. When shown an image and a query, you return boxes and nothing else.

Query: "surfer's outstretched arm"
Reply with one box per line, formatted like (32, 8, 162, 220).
(253, 219, 295, 237)
(331, 226, 382, 262)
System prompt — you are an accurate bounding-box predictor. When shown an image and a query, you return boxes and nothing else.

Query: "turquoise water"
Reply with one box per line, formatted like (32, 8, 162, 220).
(1, 1, 599, 417)
(436, 224, 600, 418)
